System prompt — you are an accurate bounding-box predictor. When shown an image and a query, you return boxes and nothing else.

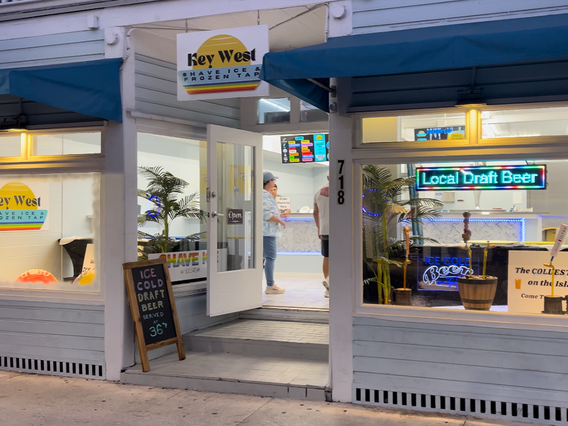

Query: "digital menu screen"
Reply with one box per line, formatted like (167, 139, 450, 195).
(414, 126, 465, 141)
(281, 134, 329, 163)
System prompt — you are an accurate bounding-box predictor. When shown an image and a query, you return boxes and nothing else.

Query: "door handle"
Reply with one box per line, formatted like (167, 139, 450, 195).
(211, 211, 218, 218)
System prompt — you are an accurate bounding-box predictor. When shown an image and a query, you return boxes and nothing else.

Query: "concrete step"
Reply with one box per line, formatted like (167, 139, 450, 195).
(121, 351, 330, 401)
(239, 307, 329, 323)
(184, 319, 329, 361)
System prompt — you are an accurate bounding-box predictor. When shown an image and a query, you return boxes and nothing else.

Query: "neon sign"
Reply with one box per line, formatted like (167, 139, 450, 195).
(416, 164, 546, 191)
(418, 254, 477, 291)
(421, 256, 473, 291)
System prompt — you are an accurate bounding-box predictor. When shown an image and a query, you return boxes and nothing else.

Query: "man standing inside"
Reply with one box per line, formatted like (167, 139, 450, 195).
(263, 171, 286, 294)
(313, 173, 329, 297)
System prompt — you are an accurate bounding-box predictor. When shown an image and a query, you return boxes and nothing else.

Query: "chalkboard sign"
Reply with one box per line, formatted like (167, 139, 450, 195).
(123, 258, 185, 372)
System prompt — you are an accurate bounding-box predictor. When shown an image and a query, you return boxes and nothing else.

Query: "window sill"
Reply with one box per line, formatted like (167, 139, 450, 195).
(355, 303, 568, 332)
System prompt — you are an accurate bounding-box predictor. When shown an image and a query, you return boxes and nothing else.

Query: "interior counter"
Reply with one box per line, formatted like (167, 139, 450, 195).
(278, 213, 319, 254)
(422, 211, 553, 244)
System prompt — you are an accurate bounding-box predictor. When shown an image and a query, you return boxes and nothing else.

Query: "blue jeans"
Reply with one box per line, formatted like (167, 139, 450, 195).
(263, 236, 277, 286)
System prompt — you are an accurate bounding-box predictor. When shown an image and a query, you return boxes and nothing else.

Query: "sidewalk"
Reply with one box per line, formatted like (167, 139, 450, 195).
(0, 371, 531, 426)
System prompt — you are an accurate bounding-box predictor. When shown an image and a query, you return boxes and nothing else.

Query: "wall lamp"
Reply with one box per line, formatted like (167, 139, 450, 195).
(0, 114, 28, 132)
(455, 87, 486, 108)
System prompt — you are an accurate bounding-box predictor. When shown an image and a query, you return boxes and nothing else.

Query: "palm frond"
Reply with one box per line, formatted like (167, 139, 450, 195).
(138, 166, 206, 258)
(362, 165, 442, 304)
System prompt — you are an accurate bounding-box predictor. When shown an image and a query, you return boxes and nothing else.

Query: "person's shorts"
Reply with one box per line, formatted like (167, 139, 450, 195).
(321, 235, 329, 258)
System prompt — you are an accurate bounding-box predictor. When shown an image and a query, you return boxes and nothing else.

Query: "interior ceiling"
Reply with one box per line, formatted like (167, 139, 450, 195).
(132, 4, 327, 52)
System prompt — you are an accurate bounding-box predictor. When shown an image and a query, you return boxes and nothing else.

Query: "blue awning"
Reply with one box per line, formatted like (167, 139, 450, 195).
(0, 58, 123, 122)
(260, 13, 568, 112)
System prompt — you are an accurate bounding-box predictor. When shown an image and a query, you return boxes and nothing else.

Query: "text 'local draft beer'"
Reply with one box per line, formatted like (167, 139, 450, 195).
(416, 165, 546, 191)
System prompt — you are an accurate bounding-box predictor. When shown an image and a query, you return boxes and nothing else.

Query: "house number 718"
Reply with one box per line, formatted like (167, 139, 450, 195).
(337, 160, 345, 205)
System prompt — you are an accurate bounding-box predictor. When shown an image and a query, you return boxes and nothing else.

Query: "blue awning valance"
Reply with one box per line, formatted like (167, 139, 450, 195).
(260, 13, 568, 112)
(0, 58, 123, 122)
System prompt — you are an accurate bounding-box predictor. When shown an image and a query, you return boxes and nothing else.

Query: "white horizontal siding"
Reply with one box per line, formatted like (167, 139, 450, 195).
(352, 0, 568, 34)
(353, 316, 568, 407)
(0, 30, 104, 69)
(0, 301, 104, 364)
(135, 54, 241, 129)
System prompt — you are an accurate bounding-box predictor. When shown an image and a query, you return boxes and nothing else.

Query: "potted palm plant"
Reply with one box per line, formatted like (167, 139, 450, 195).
(137, 166, 205, 259)
(362, 165, 442, 305)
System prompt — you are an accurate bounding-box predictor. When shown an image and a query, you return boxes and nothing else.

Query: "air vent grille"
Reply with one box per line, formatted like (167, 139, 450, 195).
(354, 387, 567, 424)
(0, 355, 104, 379)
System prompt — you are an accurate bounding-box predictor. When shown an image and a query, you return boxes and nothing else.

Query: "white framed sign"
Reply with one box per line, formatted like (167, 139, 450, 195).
(508, 250, 568, 313)
(177, 25, 269, 101)
(277, 196, 291, 213)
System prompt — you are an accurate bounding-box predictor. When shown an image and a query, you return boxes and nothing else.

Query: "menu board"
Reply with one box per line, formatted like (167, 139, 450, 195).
(123, 258, 185, 372)
(281, 133, 329, 163)
(414, 126, 465, 141)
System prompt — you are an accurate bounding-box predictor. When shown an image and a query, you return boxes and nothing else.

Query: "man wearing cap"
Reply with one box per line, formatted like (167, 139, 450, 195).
(263, 171, 286, 294)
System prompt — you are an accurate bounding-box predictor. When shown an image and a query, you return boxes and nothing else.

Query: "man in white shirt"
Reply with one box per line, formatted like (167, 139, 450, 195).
(313, 174, 330, 297)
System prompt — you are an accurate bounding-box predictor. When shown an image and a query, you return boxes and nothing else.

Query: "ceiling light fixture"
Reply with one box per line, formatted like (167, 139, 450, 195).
(455, 87, 485, 108)
(0, 113, 28, 132)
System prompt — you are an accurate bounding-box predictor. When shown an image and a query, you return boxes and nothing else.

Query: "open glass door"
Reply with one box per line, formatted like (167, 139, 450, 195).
(206, 124, 263, 316)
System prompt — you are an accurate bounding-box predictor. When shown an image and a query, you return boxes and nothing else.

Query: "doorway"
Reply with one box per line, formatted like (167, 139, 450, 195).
(260, 134, 330, 311)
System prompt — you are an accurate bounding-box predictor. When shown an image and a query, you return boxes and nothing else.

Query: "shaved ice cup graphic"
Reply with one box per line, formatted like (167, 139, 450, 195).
(0, 182, 48, 231)
(73, 270, 96, 286)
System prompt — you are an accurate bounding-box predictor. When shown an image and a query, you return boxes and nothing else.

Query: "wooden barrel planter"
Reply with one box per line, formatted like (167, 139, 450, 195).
(393, 288, 412, 306)
(457, 276, 498, 310)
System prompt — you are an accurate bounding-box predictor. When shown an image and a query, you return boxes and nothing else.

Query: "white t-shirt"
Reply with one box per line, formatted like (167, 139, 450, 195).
(314, 184, 330, 236)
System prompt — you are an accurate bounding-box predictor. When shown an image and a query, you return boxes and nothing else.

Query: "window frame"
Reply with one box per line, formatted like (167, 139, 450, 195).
(0, 125, 105, 303)
(352, 106, 568, 327)
(0, 126, 106, 173)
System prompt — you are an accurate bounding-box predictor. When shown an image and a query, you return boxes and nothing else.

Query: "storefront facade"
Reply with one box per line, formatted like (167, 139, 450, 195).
(0, 0, 330, 383)
(261, 1, 568, 423)
(3, 0, 568, 424)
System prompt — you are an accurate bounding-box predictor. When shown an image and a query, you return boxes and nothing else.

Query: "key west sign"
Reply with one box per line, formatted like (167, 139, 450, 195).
(416, 165, 546, 191)
(177, 25, 269, 101)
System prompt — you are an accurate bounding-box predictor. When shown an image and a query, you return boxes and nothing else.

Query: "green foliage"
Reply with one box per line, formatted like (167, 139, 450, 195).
(137, 166, 205, 259)
(362, 165, 442, 304)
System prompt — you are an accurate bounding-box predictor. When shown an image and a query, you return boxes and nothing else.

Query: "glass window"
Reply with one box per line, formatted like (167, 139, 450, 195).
(481, 107, 568, 139)
(0, 173, 100, 292)
(362, 159, 567, 315)
(300, 100, 328, 122)
(33, 132, 102, 155)
(0, 134, 22, 157)
(257, 98, 290, 124)
(362, 112, 466, 143)
(137, 133, 206, 284)
(215, 141, 255, 271)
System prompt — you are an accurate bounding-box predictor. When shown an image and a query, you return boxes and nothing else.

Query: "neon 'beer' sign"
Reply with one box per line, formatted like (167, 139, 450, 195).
(416, 165, 547, 191)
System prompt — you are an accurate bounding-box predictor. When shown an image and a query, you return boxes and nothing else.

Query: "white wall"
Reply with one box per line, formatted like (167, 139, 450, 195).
(419, 189, 526, 211)
(137, 133, 203, 238)
(263, 158, 328, 212)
